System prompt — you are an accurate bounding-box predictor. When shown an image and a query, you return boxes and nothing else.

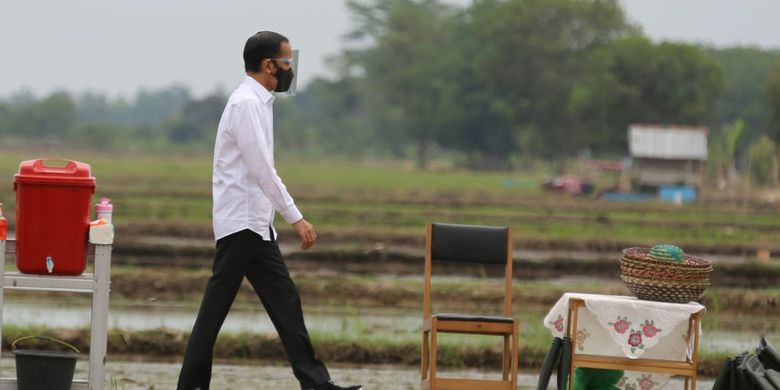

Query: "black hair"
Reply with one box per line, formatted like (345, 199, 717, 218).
(243, 31, 288, 72)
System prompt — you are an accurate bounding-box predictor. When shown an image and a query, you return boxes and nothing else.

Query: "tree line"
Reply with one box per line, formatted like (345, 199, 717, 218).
(1, 0, 780, 183)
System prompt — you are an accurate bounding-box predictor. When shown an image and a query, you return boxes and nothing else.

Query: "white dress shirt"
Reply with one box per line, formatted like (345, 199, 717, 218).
(211, 75, 303, 241)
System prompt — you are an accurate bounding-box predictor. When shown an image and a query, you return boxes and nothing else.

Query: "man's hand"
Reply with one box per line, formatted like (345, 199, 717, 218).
(292, 218, 317, 250)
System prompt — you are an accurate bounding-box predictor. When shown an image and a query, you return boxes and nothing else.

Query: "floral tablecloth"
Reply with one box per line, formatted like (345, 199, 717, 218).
(543, 292, 705, 390)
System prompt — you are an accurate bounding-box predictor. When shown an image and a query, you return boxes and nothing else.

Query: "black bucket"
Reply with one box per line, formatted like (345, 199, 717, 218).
(12, 336, 80, 390)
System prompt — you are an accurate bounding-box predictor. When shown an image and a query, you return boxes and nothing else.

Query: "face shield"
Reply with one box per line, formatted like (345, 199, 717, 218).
(272, 49, 299, 96)
(288, 49, 299, 96)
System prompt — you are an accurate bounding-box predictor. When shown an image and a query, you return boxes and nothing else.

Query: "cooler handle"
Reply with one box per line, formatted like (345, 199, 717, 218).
(31, 159, 79, 174)
(12, 335, 80, 354)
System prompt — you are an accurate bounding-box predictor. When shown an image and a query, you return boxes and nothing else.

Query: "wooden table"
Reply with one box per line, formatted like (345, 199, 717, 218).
(544, 293, 705, 390)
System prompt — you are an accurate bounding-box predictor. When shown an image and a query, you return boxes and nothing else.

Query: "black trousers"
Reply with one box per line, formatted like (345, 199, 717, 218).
(177, 229, 330, 390)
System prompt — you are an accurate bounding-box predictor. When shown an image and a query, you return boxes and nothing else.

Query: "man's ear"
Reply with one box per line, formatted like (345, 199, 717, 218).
(262, 59, 273, 74)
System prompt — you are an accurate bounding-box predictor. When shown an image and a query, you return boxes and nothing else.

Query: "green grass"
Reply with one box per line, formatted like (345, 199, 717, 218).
(0, 152, 539, 195)
(2, 151, 780, 251)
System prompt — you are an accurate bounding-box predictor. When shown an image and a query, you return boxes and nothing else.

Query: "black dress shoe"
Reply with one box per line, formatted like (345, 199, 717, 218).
(315, 381, 363, 390)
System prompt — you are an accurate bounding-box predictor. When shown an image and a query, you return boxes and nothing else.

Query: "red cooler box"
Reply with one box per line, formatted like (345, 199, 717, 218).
(13, 159, 96, 275)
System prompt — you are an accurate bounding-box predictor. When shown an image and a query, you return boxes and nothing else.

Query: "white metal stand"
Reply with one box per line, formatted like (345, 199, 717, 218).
(0, 239, 112, 390)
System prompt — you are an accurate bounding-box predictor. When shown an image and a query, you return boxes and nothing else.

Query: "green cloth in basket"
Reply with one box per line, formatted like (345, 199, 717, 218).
(649, 244, 684, 263)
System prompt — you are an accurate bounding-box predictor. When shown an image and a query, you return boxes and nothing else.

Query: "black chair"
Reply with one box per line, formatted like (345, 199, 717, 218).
(421, 223, 519, 390)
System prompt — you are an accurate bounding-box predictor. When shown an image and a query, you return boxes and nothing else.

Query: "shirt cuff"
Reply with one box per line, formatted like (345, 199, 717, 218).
(279, 206, 303, 225)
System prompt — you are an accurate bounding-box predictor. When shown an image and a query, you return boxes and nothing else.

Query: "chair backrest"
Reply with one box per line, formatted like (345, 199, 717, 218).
(423, 223, 514, 319)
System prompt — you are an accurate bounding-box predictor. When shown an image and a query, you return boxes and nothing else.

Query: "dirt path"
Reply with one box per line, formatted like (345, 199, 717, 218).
(0, 358, 716, 389)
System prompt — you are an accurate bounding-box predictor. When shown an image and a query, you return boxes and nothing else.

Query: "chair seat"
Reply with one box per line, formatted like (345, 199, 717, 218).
(434, 313, 515, 323)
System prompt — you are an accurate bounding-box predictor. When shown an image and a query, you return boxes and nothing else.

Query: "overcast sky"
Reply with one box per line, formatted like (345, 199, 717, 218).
(1, 0, 779, 99)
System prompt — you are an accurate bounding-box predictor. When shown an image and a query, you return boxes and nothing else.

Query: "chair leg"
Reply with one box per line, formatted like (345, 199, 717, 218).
(430, 327, 438, 390)
(503, 335, 510, 380)
(512, 322, 519, 389)
(422, 331, 429, 380)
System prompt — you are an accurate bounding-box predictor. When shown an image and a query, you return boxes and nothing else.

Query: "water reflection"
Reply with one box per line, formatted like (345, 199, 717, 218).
(2, 300, 420, 337)
(3, 300, 777, 353)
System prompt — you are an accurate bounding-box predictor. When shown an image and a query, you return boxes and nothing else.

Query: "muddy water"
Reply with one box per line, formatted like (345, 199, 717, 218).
(2, 300, 422, 340)
(0, 358, 713, 389)
(4, 299, 777, 353)
(0, 298, 741, 389)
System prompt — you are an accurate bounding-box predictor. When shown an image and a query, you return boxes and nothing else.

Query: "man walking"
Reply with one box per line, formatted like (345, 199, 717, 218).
(177, 31, 362, 390)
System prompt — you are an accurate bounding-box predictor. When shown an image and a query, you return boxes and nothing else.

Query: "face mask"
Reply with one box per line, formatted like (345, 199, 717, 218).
(274, 66, 295, 93)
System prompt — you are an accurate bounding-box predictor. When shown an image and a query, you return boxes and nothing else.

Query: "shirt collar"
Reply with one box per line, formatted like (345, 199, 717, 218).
(242, 75, 274, 104)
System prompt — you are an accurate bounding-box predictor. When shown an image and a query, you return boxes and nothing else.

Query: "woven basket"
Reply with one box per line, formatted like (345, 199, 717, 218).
(620, 264, 710, 282)
(619, 257, 713, 274)
(622, 247, 712, 269)
(620, 274, 709, 303)
(619, 247, 713, 303)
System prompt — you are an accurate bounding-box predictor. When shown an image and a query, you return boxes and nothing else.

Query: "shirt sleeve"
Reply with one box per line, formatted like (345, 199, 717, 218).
(232, 99, 303, 224)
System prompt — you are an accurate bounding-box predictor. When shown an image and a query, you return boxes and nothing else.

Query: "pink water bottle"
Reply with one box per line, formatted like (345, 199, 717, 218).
(95, 197, 113, 224)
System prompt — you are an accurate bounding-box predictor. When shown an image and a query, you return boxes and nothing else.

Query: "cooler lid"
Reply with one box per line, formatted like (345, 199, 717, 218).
(14, 159, 96, 187)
